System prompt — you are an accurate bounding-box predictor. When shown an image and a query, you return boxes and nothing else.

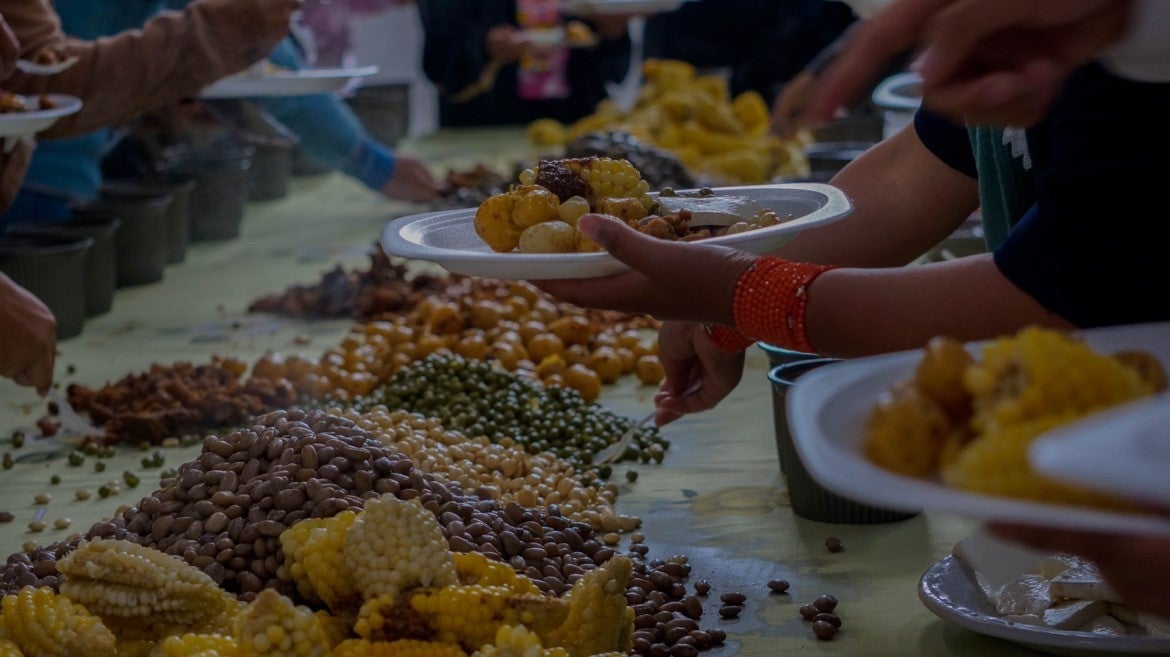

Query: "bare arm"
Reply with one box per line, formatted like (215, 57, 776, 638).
(3, 0, 300, 137)
(779, 124, 980, 267)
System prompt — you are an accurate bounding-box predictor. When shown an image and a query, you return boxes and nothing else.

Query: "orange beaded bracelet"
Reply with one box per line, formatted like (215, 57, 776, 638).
(703, 257, 836, 354)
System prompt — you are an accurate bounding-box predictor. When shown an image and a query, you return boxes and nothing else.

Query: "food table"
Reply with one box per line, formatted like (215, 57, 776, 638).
(0, 127, 1042, 656)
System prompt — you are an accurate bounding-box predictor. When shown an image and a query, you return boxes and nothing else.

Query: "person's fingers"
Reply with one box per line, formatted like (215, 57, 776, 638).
(923, 0, 1126, 82)
(802, 0, 944, 125)
(576, 214, 682, 272)
(924, 59, 1064, 126)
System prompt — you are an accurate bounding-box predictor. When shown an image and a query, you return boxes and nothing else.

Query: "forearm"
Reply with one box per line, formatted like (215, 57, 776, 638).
(778, 126, 979, 267)
(11, 0, 297, 137)
(805, 254, 1073, 357)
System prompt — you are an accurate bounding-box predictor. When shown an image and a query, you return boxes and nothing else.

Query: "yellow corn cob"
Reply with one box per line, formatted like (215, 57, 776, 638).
(0, 639, 22, 657)
(541, 557, 633, 657)
(313, 611, 351, 649)
(409, 586, 568, 651)
(56, 538, 235, 628)
(470, 625, 544, 657)
(119, 640, 158, 657)
(279, 511, 360, 610)
(344, 495, 457, 600)
(452, 553, 540, 596)
(151, 633, 241, 657)
(330, 639, 467, 657)
(0, 586, 117, 657)
(353, 595, 433, 643)
(535, 158, 651, 207)
(234, 590, 329, 657)
(964, 327, 1156, 436)
(942, 414, 1139, 509)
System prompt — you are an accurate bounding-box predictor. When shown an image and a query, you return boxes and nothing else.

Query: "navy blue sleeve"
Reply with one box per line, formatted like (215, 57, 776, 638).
(993, 63, 1170, 328)
(913, 107, 977, 177)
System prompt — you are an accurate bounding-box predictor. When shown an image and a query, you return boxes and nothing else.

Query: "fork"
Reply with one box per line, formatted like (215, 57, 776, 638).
(592, 380, 702, 466)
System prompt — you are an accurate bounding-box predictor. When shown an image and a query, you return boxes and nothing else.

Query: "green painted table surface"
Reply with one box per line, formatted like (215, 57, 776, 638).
(0, 128, 1040, 656)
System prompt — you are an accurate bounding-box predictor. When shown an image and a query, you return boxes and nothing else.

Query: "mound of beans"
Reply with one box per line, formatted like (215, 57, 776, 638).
(336, 406, 640, 532)
(358, 353, 668, 473)
(87, 409, 632, 600)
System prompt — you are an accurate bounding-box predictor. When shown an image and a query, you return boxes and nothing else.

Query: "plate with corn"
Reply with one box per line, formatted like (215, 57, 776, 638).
(383, 157, 852, 280)
(786, 321, 1170, 536)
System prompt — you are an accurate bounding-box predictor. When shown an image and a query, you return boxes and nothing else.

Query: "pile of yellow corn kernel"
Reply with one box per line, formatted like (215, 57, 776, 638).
(335, 407, 638, 533)
(527, 59, 810, 184)
(254, 278, 662, 404)
(0, 496, 635, 657)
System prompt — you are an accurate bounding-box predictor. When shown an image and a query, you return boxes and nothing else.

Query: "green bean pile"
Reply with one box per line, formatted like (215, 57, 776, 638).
(354, 353, 667, 474)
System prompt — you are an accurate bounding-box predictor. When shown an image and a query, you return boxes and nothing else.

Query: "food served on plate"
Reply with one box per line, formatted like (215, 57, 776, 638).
(565, 19, 597, 45)
(951, 535, 1170, 637)
(863, 327, 1166, 510)
(0, 91, 58, 113)
(473, 156, 790, 253)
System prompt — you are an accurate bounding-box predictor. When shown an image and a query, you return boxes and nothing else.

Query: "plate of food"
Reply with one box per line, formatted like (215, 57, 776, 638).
(786, 321, 1170, 537)
(560, 0, 691, 15)
(0, 94, 83, 142)
(382, 157, 852, 280)
(200, 65, 379, 99)
(919, 535, 1170, 656)
(521, 21, 600, 48)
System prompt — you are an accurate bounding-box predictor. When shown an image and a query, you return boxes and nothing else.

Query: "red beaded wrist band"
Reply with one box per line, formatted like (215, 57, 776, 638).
(731, 257, 836, 354)
(702, 323, 755, 353)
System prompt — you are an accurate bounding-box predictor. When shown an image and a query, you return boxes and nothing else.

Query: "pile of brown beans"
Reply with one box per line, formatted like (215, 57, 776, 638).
(88, 409, 641, 600)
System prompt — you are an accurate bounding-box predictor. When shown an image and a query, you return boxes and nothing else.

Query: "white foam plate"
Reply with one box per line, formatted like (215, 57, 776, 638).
(786, 320, 1170, 536)
(920, 554, 1170, 656)
(200, 66, 379, 99)
(1031, 391, 1170, 506)
(381, 183, 852, 280)
(0, 94, 82, 138)
(872, 71, 923, 110)
(560, 0, 690, 15)
(15, 55, 80, 75)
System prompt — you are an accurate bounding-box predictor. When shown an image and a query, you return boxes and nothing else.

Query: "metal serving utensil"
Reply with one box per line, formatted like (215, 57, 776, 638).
(592, 380, 701, 466)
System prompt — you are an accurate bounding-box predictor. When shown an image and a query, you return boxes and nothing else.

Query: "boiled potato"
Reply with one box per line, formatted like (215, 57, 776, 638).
(518, 220, 578, 253)
(474, 192, 522, 252)
(512, 185, 561, 229)
(594, 197, 648, 225)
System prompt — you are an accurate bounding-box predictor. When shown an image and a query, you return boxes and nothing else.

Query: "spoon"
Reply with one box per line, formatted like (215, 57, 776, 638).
(46, 388, 105, 438)
(15, 56, 79, 76)
(593, 379, 701, 466)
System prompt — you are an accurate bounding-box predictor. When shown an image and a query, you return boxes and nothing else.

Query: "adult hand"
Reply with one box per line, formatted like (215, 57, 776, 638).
(652, 321, 746, 425)
(771, 70, 816, 138)
(0, 14, 19, 82)
(987, 520, 1170, 620)
(803, 0, 1130, 128)
(381, 156, 439, 203)
(533, 213, 757, 323)
(485, 24, 527, 63)
(0, 274, 56, 395)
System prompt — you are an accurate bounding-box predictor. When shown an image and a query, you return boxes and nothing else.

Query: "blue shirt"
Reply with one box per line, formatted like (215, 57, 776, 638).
(8, 0, 397, 224)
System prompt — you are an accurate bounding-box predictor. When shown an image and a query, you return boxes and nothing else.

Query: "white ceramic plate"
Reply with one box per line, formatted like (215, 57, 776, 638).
(0, 94, 82, 137)
(1031, 391, 1170, 506)
(200, 66, 379, 99)
(560, 0, 690, 15)
(381, 183, 853, 280)
(786, 320, 1170, 536)
(919, 554, 1170, 656)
